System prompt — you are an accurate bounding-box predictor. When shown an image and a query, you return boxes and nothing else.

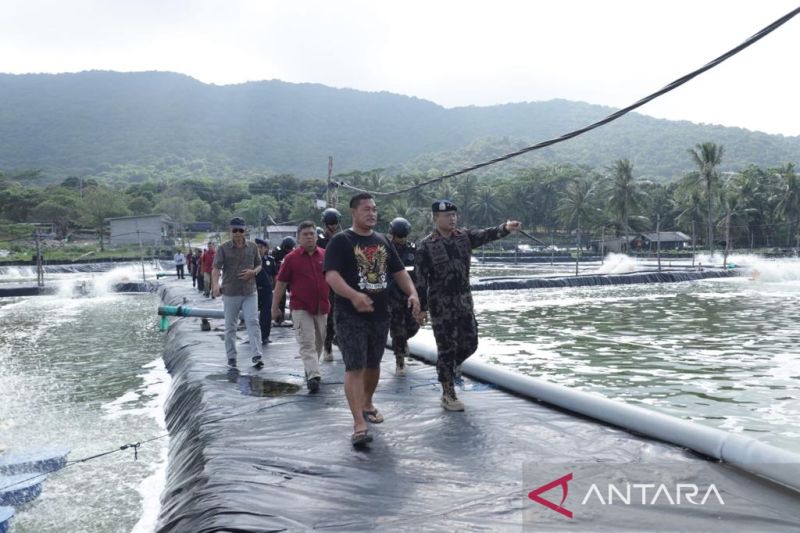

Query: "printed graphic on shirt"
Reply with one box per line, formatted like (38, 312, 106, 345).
(354, 244, 389, 292)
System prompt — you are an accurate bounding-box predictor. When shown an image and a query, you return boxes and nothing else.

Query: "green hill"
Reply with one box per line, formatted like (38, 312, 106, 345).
(0, 70, 798, 181)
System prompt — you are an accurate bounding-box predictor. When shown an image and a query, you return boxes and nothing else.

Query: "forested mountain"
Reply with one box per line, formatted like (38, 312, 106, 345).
(1, 70, 798, 182)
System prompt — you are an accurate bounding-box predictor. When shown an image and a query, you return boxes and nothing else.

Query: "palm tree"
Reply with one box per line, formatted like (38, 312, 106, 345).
(468, 186, 503, 227)
(688, 142, 724, 254)
(454, 175, 478, 226)
(774, 163, 800, 247)
(604, 159, 648, 251)
(556, 178, 597, 274)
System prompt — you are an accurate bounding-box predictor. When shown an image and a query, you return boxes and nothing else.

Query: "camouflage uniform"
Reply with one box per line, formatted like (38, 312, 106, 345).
(388, 241, 420, 364)
(415, 224, 510, 384)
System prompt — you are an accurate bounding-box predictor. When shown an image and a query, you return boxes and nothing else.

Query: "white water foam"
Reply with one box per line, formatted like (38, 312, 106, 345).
(696, 253, 800, 283)
(0, 266, 36, 280)
(594, 253, 637, 274)
(99, 356, 170, 533)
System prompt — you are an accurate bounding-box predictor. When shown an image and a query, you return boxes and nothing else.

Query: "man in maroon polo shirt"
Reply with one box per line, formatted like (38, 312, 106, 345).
(272, 220, 331, 393)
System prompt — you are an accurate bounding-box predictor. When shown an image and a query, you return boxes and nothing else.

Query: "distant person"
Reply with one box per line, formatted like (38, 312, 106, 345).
(185, 249, 195, 286)
(316, 208, 341, 249)
(174, 249, 186, 279)
(201, 242, 216, 297)
(317, 208, 342, 361)
(272, 222, 330, 393)
(271, 236, 296, 323)
(195, 248, 205, 293)
(324, 193, 421, 447)
(212, 217, 264, 369)
(386, 217, 420, 376)
(415, 199, 521, 411)
(254, 238, 278, 345)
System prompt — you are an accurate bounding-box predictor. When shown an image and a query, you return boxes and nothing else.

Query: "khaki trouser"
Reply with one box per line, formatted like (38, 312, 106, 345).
(292, 310, 327, 380)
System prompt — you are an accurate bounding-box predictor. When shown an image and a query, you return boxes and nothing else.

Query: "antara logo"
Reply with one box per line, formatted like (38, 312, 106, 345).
(528, 473, 725, 519)
(528, 473, 573, 518)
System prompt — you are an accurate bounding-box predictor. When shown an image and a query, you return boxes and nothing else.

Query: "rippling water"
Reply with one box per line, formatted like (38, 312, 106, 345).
(0, 266, 169, 533)
(470, 255, 800, 453)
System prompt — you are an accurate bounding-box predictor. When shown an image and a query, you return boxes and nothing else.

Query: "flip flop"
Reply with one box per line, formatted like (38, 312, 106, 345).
(351, 429, 372, 447)
(363, 409, 384, 424)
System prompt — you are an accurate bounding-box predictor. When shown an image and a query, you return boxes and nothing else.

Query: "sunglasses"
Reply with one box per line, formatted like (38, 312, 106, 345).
(231, 228, 245, 233)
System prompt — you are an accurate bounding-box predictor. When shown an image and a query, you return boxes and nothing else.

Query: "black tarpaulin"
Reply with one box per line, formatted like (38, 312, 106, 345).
(155, 282, 799, 532)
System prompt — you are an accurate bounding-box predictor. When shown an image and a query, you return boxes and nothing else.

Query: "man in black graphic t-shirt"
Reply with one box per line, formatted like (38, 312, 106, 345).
(324, 193, 422, 447)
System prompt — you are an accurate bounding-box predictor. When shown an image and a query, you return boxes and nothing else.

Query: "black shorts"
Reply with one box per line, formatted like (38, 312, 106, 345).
(334, 310, 390, 371)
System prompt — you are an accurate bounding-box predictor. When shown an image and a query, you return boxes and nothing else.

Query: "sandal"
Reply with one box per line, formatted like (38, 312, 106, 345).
(363, 408, 384, 424)
(351, 429, 372, 446)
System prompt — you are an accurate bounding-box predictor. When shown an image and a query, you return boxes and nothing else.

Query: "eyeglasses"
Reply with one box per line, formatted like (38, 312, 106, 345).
(231, 228, 245, 233)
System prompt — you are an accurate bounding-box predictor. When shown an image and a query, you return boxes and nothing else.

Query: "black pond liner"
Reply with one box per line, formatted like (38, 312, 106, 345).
(154, 281, 799, 532)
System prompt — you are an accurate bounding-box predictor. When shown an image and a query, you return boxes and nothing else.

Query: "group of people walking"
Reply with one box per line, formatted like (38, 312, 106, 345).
(176, 243, 217, 297)
(209, 194, 520, 446)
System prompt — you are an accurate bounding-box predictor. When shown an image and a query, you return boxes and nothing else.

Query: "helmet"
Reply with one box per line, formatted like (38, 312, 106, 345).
(322, 208, 342, 226)
(316, 226, 325, 238)
(280, 236, 296, 250)
(389, 217, 411, 238)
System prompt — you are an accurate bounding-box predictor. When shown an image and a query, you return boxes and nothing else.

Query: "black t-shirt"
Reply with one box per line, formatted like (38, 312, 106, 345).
(323, 229, 404, 321)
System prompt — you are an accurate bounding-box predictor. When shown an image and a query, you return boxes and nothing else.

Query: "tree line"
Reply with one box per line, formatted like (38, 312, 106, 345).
(1, 141, 798, 252)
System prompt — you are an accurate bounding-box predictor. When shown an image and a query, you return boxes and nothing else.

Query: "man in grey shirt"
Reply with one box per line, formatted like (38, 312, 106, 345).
(212, 217, 264, 369)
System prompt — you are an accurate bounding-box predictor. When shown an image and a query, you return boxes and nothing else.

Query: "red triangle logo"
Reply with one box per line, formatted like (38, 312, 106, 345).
(528, 472, 573, 519)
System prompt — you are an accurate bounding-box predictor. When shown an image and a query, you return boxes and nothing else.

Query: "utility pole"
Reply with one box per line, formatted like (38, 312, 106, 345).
(724, 212, 731, 268)
(575, 218, 581, 276)
(35, 230, 44, 289)
(327, 156, 336, 209)
(137, 229, 146, 283)
(600, 226, 605, 265)
(691, 220, 696, 268)
(656, 214, 661, 272)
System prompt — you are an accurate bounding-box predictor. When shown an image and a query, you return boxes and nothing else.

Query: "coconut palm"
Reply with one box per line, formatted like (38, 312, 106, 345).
(468, 186, 503, 227)
(774, 163, 800, 247)
(688, 142, 724, 253)
(556, 178, 598, 274)
(603, 159, 649, 248)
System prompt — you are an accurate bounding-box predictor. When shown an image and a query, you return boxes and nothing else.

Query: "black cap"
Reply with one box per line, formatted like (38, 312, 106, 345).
(229, 216, 246, 228)
(432, 199, 457, 213)
(254, 238, 269, 247)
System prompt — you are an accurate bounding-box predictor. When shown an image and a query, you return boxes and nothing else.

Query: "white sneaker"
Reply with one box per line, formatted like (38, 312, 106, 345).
(323, 349, 334, 362)
(441, 395, 465, 411)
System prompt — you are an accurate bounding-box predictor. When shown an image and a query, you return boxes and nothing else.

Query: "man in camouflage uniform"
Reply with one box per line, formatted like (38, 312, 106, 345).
(387, 217, 420, 377)
(415, 199, 521, 411)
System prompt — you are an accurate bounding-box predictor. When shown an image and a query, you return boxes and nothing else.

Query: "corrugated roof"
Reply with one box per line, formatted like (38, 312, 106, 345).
(638, 232, 691, 242)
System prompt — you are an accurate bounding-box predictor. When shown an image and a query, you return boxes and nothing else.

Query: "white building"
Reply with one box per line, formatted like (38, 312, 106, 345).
(107, 214, 177, 246)
(262, 225, 298, 245)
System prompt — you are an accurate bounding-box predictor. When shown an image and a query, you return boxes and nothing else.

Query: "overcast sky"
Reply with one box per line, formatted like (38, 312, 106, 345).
(2, 0, 799, 136)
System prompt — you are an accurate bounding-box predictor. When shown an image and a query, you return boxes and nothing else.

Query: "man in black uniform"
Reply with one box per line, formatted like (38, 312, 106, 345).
(271, 236, 296, 324)
(317, 208, 341, 361)
(415, 199, 521, 411)
(386, 217, 420, 376)
(255, 238, 278, 345)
